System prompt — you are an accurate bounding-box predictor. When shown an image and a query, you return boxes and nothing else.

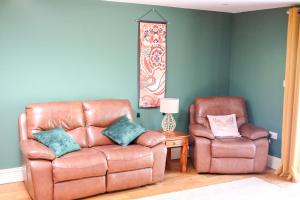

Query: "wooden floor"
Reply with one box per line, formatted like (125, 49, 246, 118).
(0, 160, 292, 200)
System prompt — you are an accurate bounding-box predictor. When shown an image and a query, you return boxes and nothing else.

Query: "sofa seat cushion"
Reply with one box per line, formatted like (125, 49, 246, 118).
(93, 145, 153, 173)
(52, 148, 107, 183)
(211, 137, 256, 158)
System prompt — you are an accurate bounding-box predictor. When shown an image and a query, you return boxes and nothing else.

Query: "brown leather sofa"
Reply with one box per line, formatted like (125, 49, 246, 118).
(18, 99, 167, 200)
(189, 96, 269, 174)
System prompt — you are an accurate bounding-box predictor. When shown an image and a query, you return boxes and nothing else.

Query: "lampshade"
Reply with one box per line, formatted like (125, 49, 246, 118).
(160, 98, 179, 114)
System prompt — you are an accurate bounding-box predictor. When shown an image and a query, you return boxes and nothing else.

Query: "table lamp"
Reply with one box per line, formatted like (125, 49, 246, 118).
(160, 98, 179, 132)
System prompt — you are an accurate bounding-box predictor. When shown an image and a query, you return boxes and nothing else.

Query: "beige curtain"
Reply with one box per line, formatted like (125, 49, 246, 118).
(275, 7, 300, 182)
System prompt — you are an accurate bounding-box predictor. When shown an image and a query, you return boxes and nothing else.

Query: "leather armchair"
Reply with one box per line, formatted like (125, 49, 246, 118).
(189, 96, 269, 174)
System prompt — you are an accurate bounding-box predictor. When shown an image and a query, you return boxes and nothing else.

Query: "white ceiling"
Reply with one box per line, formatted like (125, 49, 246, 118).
(105, 0, 300, 13)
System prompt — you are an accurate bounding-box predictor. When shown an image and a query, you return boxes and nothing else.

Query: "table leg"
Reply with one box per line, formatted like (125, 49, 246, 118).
(180, 142, 188, 172)
(166, 148, 172, 169)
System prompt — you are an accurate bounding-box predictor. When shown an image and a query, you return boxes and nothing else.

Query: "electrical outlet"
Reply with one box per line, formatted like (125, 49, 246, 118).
(269, 131, 278, 140)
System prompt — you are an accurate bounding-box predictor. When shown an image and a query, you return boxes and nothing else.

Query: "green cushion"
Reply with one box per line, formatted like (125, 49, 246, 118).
(33, 128, 80, 157)
(103, 116, 147, 146)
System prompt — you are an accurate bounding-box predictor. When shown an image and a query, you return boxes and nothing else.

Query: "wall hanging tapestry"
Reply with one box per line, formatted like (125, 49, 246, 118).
(137, 9, 168, 108)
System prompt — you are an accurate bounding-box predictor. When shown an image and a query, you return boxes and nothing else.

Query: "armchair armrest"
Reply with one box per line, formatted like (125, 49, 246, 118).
(135, 131, 166, 147)
(20, 139, 55, 161)
(239, 123, 269, 140)
(189, 124, 215, 140)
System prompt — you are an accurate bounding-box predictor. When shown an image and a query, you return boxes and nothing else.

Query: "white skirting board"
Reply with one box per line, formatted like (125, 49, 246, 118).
(0, 152, 281, 185)
(267, 155, 281, 170)
(0, 167, 23, 185)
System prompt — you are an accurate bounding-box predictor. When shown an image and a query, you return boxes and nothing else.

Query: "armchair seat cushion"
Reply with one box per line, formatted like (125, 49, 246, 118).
(212, 137, 256, 158)
(93, 145, 153, 173)
(52, 148, 107, 183)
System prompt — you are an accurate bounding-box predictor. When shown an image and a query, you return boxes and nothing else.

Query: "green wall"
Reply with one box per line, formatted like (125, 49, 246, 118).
(0, 0, 289, 169)
(229, 8, 288, 157)
(0, 0, 232, 169)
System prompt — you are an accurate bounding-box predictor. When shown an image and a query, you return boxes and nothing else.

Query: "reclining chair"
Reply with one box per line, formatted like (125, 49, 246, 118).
(189, 96, 269, 174)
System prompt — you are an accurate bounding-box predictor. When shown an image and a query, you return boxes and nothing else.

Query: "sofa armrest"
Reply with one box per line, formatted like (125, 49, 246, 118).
(239, 123, 269, 140)
(189, 124, 215, 140)
(20, 139, 55, 161)
(135, 131, 166, 147)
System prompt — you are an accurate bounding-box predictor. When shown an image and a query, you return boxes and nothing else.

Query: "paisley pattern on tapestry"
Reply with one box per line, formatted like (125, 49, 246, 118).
(139, 21, 167, 108)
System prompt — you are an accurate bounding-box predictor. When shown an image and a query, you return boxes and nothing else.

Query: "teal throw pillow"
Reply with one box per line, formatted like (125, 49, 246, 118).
(33, 128, 80, 157)
(103, 116, 147, 146)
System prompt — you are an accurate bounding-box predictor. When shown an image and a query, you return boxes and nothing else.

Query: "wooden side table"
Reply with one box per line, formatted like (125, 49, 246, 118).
(164, 131, 189, 172)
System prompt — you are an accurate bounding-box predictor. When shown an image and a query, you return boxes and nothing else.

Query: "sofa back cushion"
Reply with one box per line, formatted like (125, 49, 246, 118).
(26, 102, 87, 147)
(194, 96, 248, 128)
(83, 99, 134, 147)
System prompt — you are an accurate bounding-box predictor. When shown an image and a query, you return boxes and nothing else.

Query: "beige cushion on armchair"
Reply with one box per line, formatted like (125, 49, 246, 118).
(207, 114, 241, 137)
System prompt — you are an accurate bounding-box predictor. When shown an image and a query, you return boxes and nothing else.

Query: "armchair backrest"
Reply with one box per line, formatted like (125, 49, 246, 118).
(191, 96, 248, 128)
